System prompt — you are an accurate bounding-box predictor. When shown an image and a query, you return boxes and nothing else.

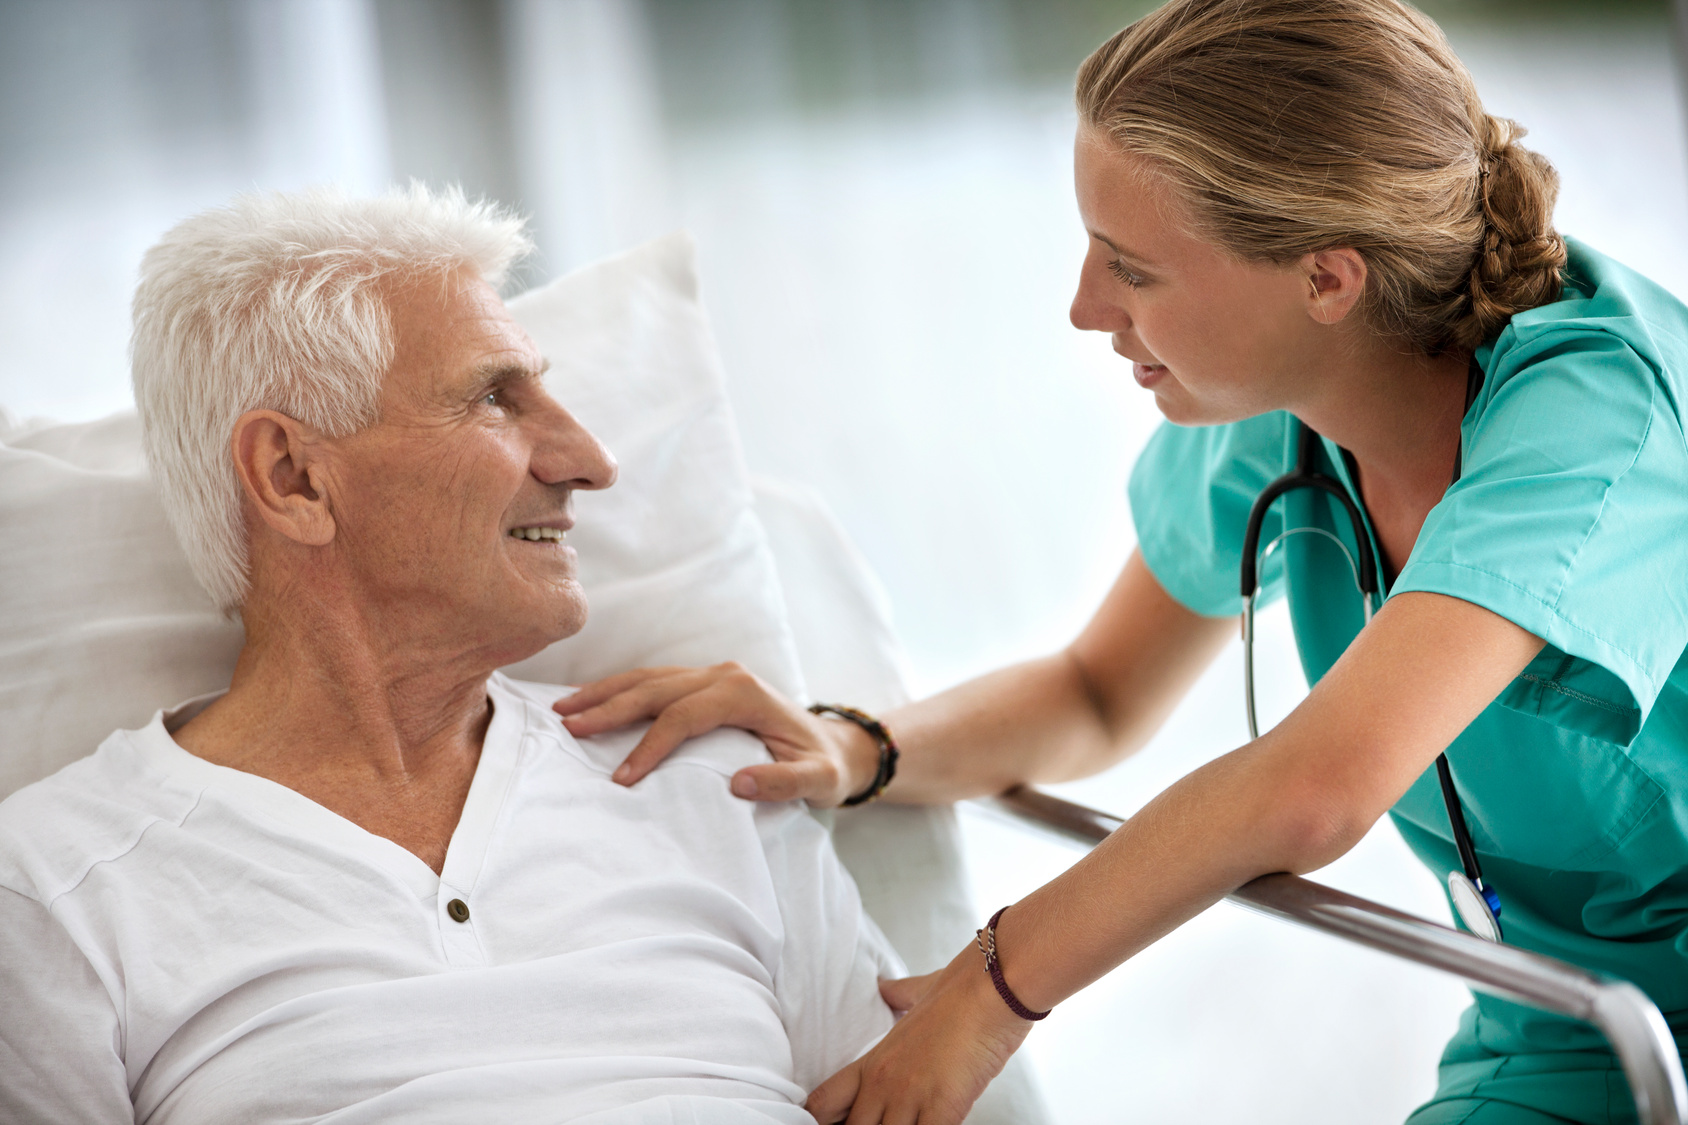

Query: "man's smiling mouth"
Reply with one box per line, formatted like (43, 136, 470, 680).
(508, 526, 568, 542)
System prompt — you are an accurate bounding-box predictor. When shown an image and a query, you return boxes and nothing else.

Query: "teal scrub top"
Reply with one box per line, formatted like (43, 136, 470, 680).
(1128, 238, 1688, 1063)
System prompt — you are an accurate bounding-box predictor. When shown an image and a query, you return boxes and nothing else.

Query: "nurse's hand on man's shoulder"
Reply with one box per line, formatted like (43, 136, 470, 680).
(552, 663, 880, 806)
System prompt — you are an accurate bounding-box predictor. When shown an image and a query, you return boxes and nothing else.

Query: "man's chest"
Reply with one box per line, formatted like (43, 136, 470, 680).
(74, 771, 798, 1121)
(203, 754, 482, 877)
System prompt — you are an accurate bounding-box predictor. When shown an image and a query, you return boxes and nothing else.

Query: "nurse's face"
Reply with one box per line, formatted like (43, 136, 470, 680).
(1069, 128, 1325, 426)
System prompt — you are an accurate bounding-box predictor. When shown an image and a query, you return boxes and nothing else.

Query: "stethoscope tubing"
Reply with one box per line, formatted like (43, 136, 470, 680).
(1239, 428, 1379, 608)
(1238, 360, 1501, 939)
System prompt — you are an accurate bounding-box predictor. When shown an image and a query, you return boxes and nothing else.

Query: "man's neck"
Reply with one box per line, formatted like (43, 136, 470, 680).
(172, 586, 502, 874)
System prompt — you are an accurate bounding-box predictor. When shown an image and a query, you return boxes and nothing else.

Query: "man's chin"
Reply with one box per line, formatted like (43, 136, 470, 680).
(486, 587, 589, 668)
(539, 585, 590, 639)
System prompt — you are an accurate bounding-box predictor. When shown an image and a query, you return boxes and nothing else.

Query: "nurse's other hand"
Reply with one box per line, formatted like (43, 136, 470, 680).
(806, 945, 1031, 1125)
(552, 663, 880, 805)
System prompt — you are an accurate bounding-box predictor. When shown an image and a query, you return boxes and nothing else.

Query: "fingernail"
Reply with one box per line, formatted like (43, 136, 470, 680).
(613, 765, 631, 784)
(731, 774, 758, 798)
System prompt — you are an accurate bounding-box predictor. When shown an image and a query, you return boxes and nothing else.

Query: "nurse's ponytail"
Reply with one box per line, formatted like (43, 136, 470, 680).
(1076, 0, 1567, 355)
(1463, 115, 1567, 349)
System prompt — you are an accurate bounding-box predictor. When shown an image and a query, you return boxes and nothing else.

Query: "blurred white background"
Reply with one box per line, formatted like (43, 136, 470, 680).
(2, 1, 1684, 1120)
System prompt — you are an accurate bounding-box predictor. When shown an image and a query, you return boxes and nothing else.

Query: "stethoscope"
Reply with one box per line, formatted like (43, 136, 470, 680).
(1237, 357, 1504, 943)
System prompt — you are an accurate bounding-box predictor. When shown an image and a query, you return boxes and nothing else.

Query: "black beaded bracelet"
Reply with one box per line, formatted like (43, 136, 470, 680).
(807, 702, 899, 806)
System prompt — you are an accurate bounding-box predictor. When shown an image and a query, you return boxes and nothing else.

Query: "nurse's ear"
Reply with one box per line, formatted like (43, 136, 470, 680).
(1301, 248, 1368, 326)
(229, 410, 337, 548)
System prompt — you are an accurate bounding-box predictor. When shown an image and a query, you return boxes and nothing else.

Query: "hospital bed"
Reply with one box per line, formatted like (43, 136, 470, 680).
(2, 232, 1683, 1124)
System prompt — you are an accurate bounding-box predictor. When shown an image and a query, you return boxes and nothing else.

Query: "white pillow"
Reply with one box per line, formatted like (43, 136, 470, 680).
(0, 232, 803, 799)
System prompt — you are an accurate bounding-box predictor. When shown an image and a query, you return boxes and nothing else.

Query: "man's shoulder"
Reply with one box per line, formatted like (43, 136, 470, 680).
(662, 726, 774, 778)
(0, 727, 193, 905)
(494, 675, 576, 712)
(493, 674, 773, 781)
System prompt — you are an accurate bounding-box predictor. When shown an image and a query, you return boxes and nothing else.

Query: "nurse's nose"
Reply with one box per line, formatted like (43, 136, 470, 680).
(1070, 255, 1130, 334)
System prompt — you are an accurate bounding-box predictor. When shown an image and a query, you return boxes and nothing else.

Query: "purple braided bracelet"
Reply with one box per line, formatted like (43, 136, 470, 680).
(974, 905, 1051, 1021)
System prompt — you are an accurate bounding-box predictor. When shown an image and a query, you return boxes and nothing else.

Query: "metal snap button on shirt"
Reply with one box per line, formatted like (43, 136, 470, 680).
(446, 898, 470, 923)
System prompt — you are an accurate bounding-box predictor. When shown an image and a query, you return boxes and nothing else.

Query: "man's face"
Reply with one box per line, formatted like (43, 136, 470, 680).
(316, 270, 616, 666)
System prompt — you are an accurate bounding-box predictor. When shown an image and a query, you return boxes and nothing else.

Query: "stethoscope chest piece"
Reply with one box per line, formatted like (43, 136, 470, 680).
(1447, 870, 1503, 943)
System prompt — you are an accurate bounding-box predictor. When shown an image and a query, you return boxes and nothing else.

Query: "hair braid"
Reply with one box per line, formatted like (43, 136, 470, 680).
(1456, 115, 1567, 348)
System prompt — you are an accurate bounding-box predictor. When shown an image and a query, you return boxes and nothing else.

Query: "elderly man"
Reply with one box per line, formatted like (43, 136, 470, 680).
(0, 188, 895, 1124)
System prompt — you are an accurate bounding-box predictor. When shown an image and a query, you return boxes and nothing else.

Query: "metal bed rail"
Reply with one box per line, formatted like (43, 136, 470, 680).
(983, 785, 1688, 1125)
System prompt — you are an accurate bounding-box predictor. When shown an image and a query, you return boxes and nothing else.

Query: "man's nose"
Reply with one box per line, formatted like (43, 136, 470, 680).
(532, 401, 617, 492)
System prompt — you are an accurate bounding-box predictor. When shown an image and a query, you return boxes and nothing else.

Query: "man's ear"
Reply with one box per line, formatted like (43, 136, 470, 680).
(1301, 248, 1368, 326)
(230, 410, 336, 547)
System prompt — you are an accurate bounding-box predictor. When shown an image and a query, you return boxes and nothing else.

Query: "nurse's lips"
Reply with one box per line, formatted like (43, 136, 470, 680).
(1133, 362, 1169, 388)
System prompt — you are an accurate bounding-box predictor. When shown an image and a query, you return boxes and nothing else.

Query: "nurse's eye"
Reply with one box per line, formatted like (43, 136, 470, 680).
(1106, 259, 1146, 288)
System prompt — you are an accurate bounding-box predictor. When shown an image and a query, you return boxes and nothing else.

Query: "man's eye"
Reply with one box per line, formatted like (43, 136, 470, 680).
(481, 392, 499, 407)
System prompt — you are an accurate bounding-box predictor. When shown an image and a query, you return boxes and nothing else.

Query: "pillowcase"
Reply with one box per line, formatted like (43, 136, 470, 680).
(0, 409, 244, 799)
(0, 232, 804, 799)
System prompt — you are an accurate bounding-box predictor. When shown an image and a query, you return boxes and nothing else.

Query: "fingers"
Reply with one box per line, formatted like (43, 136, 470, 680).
(601, 673, 777, 787)
(547, 662, 847, 797)
(878, 971, 939, 1014)
(559, 663, 745, 738)
(730, 757, 842, 804)
(809, 944, 1033, 1125)
(551, 666, 679, 716)
(611, 717, 696, 786)
(805, 1059, 863, 1124)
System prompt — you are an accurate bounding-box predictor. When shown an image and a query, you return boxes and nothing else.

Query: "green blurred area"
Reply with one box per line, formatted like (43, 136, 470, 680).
(646, 0, 1672, 125)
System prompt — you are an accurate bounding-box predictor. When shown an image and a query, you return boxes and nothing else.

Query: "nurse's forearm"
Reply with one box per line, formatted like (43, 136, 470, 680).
(879, 651, 1122, 804)
(881, 551, 1235, 804)
(983, 591, 1547, 1011)
(985, 733, 1343, 1012)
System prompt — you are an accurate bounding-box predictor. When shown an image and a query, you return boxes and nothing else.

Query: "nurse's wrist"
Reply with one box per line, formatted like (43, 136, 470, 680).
(812, 707, 889, 804)
(975, 904, 1055, 1020)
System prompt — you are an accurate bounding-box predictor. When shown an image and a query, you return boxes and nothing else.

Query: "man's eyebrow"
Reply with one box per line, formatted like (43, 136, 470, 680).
(471, 357, 551, 390)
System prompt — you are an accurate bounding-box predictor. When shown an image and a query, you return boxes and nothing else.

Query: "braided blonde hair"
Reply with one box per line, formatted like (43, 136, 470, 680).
(1076, 0, 1566, 353)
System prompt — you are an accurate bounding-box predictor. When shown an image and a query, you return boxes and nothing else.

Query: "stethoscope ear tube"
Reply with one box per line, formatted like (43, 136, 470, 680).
(1243, 596, 1259, 741)
(1238, 426, 1379, 605)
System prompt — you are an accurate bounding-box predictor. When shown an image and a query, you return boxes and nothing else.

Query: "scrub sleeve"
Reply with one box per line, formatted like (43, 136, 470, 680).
(1127, 239, 1688, 1125)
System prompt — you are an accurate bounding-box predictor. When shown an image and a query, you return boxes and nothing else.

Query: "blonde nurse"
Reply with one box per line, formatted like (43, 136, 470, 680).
(557, 1, 1688, 1121)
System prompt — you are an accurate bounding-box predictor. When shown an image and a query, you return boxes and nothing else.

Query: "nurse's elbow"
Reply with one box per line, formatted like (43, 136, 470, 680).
(1266, 782, 1374, 876)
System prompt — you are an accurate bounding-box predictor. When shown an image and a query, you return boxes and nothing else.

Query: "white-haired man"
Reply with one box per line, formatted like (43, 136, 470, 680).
(0, 188, 896, 1124)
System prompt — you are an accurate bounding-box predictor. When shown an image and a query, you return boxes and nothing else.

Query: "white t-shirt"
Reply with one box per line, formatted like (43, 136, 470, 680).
(0, 673, 899, 1124)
